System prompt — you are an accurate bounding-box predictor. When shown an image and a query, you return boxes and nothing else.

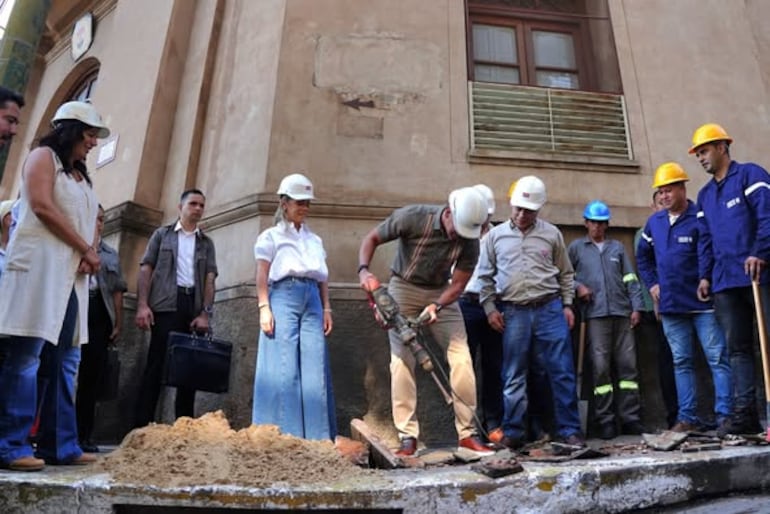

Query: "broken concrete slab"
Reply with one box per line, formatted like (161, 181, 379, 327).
(452, 447, 484, 463)
(471, 453, 523, 479)
(643, 431, 689, 451)
(350, 418, 400, 469)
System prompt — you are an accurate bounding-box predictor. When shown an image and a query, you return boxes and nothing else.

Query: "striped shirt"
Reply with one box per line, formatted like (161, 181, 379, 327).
(376, 204, 479, 287)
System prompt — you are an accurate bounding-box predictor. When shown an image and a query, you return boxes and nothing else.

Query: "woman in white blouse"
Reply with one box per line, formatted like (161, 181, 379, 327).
(252, 173, 336, 440)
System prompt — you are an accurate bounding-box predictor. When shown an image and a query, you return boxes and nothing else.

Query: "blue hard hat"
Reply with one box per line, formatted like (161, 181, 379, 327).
(583, 200, 611, 221)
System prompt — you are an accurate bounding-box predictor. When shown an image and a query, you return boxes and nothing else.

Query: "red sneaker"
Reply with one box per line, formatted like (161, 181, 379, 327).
(395, 437, 417, 457)
(458, 435, 495, 456)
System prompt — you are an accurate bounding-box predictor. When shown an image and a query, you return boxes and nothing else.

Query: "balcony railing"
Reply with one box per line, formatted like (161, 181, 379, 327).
(469, 82, 632, 159)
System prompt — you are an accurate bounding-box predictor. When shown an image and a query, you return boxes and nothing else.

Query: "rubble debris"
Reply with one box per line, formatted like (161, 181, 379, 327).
(680, 442, 722, 453)
(96, 411, 367, 488)
(471, 451, 523, 478)
(350, 418, 400, 469)
(453, 447, 484, 463)
(522, 442, 608, 462)
(643, 431, 688, 451)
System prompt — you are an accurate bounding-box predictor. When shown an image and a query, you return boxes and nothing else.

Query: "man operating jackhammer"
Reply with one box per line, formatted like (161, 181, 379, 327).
(358, 186, 494, 457)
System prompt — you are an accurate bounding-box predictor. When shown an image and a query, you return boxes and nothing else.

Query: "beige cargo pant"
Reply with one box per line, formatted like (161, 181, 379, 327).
(387, 276, 478, 441)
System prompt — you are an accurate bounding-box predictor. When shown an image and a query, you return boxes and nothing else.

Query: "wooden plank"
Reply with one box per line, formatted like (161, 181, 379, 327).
(350, 418, 402, 470)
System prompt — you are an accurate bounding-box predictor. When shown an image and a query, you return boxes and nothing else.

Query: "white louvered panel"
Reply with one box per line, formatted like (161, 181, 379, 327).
(471, 82, 632, 158)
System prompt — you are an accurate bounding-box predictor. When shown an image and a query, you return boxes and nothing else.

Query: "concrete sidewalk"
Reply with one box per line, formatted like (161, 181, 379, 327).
(1, 439, 770, 513)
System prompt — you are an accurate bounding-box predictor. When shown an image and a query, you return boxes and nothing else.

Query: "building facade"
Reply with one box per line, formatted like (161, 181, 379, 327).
(1, 0, 769, 443)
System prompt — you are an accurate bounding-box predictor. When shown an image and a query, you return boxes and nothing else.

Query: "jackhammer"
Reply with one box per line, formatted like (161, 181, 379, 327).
(366, 279, 453, 405)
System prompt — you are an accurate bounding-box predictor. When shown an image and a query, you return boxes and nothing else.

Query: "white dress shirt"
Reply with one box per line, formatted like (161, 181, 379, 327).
(174, 220, 198, 287)
(254, 221, 328, 283)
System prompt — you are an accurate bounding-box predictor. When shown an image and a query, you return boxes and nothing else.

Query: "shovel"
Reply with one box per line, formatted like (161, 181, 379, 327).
(751, 280, 770, 442)
(576, 305, 588, 435)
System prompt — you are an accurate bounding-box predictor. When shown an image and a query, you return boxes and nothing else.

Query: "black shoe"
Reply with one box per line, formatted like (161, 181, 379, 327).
(394, 437, 417, 457)
(501, 435, 525, 450)
(79, 441, 99, 453)
(598, 424, 617, 440)
(717, 412, 763, 438)
(621, 421, 648, 435)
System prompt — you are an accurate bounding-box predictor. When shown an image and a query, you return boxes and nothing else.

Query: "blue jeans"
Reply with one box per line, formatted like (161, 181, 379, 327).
(500, 297, 581, 439)
(661, 312, 733, 424)
(714, 286, 770, 414)
(0, 337, 45, 464)
(252, 277, 336, 440)
(0, 289, 81, 465)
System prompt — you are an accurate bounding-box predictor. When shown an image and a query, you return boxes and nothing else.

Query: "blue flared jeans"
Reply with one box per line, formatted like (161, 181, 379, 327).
(252, 277, 336, 440)
(0, 289, 82, 465)
(661, 312, 733, 424)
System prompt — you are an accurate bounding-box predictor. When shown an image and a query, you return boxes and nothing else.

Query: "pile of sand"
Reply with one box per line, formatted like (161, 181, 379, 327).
(97, 410, 366, 488)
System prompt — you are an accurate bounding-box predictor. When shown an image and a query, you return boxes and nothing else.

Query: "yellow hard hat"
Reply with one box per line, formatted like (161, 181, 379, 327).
(689, 123, 732, 154)
(507, 180, 517, 200)
(652, 162, 689, 188)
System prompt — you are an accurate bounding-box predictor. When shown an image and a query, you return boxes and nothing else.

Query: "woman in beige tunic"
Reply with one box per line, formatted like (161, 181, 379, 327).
(0, 101, 109, 471)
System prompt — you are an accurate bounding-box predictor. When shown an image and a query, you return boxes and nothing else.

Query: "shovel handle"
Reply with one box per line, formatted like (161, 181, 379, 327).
(751, 280, 770, 400)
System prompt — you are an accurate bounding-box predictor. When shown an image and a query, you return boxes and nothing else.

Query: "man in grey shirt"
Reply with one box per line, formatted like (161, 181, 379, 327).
(358, 187, 493, 457)
(569, 200, 645, 440)
(477, 176, 584, 449)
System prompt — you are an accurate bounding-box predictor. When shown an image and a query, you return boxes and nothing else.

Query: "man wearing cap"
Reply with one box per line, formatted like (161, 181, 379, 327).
(358, 187, 493, 457)
(568, 200, 645, 439)
(476, 176, 584, 449)
(134, 189, 217, 427)
(633, 190, 678, 429)
(691, 123, 770, 436)
(637, 162, 732, 434)
(458, 184, 505, 444)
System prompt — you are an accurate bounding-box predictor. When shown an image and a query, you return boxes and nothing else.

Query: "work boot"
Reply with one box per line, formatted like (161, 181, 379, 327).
(670, 420, 698, 433)
(716, 411, 763, 438)
(458, 435, 495, 457)
(5, 456, 45, 472)
(621, 421, 649, 435)
(598, 423, 616, 440)
(500, 435, 525, 451)
(394, 437, 417, 457)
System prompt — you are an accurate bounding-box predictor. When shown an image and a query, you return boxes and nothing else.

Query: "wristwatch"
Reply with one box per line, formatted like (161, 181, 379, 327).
(203, 304, 214, 316)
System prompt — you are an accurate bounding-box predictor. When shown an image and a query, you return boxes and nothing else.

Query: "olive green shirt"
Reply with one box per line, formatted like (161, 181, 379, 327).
(376, 204, 479, 287)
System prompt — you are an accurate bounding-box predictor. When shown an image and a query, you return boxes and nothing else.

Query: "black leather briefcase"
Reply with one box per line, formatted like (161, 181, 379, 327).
(163, 331, 232, 393)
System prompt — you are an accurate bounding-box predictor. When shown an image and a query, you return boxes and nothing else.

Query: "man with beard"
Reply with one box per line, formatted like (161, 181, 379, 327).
(691, 123, 770, 437)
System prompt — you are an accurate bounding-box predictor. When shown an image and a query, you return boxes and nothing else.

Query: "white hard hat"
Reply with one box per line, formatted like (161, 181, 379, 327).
(448, 187, 488, 239)
(510, 175, 546, 211)
(277, 173, 315, 200)
(51, 101, 110, 138)
(472, 184, 495, 215)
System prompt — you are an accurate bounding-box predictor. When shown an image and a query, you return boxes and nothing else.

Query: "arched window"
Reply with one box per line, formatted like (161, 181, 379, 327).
(68, 68, 99, 101)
